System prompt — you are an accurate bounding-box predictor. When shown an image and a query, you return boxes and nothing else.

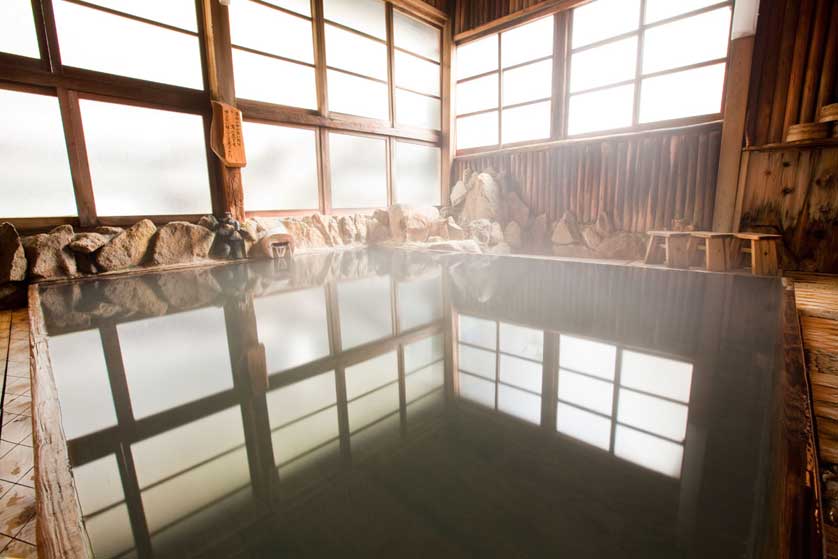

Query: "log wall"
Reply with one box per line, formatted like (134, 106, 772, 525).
(453, 124, 722, 231)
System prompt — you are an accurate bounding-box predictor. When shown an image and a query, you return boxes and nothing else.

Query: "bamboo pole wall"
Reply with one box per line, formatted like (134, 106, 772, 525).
(453, 124, 722, 231)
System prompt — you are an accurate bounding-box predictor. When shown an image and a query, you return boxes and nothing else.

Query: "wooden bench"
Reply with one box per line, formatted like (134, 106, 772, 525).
(728, 233, 782, 276)
(644, 231, 691, 268)
(687, 232, 733, 272)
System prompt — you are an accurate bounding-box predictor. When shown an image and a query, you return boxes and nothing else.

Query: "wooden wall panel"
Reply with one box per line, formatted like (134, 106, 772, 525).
(453, 0, 544, 34)
(453, 124, 722, 232)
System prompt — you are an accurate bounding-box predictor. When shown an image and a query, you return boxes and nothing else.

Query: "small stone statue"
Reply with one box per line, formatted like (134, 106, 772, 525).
(212, 212, 246, 260)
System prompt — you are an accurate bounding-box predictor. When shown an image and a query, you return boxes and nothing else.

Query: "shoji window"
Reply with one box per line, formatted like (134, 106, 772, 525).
(0, 0, 40, 58)
(52, 0, 204, 89)
(393, 9, 442, 130)
(393, 141, 441, 206)
(567, 0, 731, 135)
(229, 0, 317, 109)
(328, 132, 389, 210)
(0, 88, 77, 218)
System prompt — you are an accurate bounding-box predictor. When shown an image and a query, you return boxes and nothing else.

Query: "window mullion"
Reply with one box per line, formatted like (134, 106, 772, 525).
(497, 33, 503, 148)
(312, 0, 328, 115)
(631, 0, 646, 127)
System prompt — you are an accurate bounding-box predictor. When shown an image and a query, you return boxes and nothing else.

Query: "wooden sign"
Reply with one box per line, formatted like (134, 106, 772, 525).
(210, 101, 246, 167)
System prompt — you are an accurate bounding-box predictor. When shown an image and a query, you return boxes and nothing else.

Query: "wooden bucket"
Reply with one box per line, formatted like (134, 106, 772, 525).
(785, 122, 832, 142)
(819, 103, 838, 123)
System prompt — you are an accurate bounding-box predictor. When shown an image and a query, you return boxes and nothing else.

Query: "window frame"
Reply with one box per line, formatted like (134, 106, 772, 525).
(453, 0, 733, 156)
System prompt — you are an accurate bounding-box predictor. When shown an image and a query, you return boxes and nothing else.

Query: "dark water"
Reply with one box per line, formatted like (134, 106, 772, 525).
(38, 249, 784, 558)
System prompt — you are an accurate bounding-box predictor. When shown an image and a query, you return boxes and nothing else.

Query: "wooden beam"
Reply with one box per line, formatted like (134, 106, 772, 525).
(56, 88, 97, 227)
(440, 18, 454, 204)
(390, 0, 449, 27)
(453, 0, 590, 44)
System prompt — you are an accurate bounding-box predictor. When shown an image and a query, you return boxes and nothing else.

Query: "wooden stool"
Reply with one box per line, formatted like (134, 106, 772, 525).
(644, 231, 691, 268)
(729, 233, 782, 275)
(687, 232, 733, 272)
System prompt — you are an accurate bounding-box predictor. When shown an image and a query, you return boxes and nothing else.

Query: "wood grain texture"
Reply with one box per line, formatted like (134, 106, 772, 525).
(28, 285, 93, 559)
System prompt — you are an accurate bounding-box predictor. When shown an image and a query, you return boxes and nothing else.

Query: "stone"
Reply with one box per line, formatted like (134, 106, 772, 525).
(490, 221, 504, 246)
(528, 214, 549, 247)
(21, 225, 77, 279)
(0, 283, 26, 310)
(595, 211, 614, 238)
(551, 217, 579, 246)
(367, 218, 392, 244)
(450, 179, 467, 207)
(94, 226, 124, 236)
(149, 222, 215, 266)
(504, 221, 522, 249)
(354, 214, 369, 243)
(580, 225, 603, 249)
(467, 219, 493, 245)
(488, 242, 512, 255)
(461, 172, 504, 224)
(424, 239, 482, 253)
(75, 253, 99, 275)
(373, 208, 390, 226)
(241, 219, 260, 242)
(0, 223, 26, 282)
(505, 191, 530, 227)
(197, 215, 219, 231)
(69, 232, 111, 254)
(389, 205, 439, 242)
(308, 214, 341, 246)
(338, 216, 357, 244)
(427, 236, 445, 243)
(448, 217, 466, 240)
(595, 232, 646, 260)
(95, 219, 157, 272)
(279, 218, 329, 251)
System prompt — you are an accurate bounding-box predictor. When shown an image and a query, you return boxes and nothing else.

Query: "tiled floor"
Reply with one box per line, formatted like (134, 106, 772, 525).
(0, 309, 37, 559)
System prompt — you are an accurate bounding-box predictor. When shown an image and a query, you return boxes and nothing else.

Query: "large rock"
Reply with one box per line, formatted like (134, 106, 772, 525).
(22, 225, 77, 279)
(310, 214, 342, 246)
(551, 215, 580, 245)
(0, 223, 26, 282)
(450, 179, 468, 207)
(424, 239, 482, 253)
(595, 232, 646, 260)
(279, 218, 330, 251)
(338, 216, 357, 244)
(354, 214, 370, 243)
(528, 214, 549, 247)
(580, 225, 603, 249)
(69, 232, 111, 254)
(467, 219, 493, 245)
(488, 242, 511, 255)
(489, 222, 504, 246)
(429, 216, 465, 241)
(389, 205, 440, 242)
(367, 217, 392, 244)
(197, 215, 219, 231)
(505, 192, 530, 227)
(241, 219, 260, 243)
(461, 172, 504, 224)
(595, 211, 614, 238)
(504, 221, 522, 249)
(149, 222, 215, 266)
(96, 219, 157, 272)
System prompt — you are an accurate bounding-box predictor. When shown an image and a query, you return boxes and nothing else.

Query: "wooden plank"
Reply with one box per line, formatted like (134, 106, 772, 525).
(454, 0, 589, 43)
(29, 285, 94, 559)
(56, 88, 97, 227)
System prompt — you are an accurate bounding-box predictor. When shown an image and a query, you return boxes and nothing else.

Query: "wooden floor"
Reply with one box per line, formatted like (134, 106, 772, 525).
(0, 309, 37, 558)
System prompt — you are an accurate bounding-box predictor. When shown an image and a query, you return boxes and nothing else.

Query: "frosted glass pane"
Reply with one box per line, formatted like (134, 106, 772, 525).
(118, 307, 233, 418)
(327, 70, 389, 120)
(396, 89, 441, 129)
(141, 446, 251, 533)
(394, 10, 440, 61)
(404, 335, 444, 373)
(459, 372, 495, 408)
(556, 402, 611, 450)
(323, 0, 386, 39)
(614, 425, 683, 478)
(398, 272, 442, 329)
(639, 63, 725, 123)
(326, 24, 388, 80)
(457, 111, 499, 149)
(84, 0, 197, 31)
(254, 287, 330, 373)
(337, 275, 392, 349)
(84, 505, 134, 559)
(558, 369, 613, 415)
(229, 0, 313, 63)
(456, 34, 498, 80)
(395, 50, 440, 96)
(272, 407, 339, 466)
(0, 0, 40, 57)
(233, 49, 316, 109)
(499, 354, 542, 393)
(646, 0, 723, 24)
(498, 385, 540, 424)
(0, 89, 76, 217)
(48, 331, 116, 440)
(329, 132, 388, 209)
(572, 0, 640, 48)
(267, 372, 337, 428)
(570, 37, 637, 93)
(559, 335, 616, 380)
(53, 0, 203, 89)
(242, 122, 319, 211)
(502, 101, 551, 144)
(458, 344, 495, 380)
(501, 15, 553, 67)
(617, 389, 689, 441)
(132, 406, 245, 488)
(621, 351, 693, 403)
(499, 323, 543, 361)
(348, 383, 400, 432)
(74, 455, 124, 516)
(346, 352, 398, 400)
(262, 0, 311, 17)
(406, 362, 444, 402)
(642, 8, 731, 74)
(458, 315, 496, 349)
(456, 73, 498, 115)
(567, 84, 634, 135)
(81, 100, 211, 216)
(503, 59, 552, 105)
(394, 142, 441, 207)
